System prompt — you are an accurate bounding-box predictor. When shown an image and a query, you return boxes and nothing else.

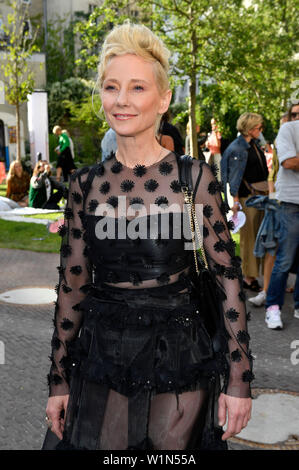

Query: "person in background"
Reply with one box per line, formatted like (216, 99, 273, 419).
(29, 160, 68, 210)
(101, 127, 118, 161)
(62, 129, 75, 160)
(6, 160, 30, 207)
(53, 126, 77, 182)
(264, 120, 299, 329)
(287, 101, 299, 122)
(221, 112, 269, 292)
(207, 118, 222, 180)
(157, 111, 185, 155)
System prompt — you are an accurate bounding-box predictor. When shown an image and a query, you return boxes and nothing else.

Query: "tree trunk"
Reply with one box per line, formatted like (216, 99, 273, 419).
(188, 24, 199, 159)
(188, 77, 198, 159)
(16, 101, 21, 162)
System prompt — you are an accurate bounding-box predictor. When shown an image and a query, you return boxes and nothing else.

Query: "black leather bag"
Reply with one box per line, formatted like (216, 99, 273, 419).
(176, 155, 226, 354)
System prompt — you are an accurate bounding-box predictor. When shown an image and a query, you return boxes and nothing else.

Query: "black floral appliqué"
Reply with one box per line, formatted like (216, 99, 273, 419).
(88, 199, 99, 212)
(227, 219, 235, 231)
(60, 318, 74, 331)
(58, 224, 67, 238)
(159, 161, 173, 175)
(225, 308, 240, 322)
(170, 180, 181, 193)
(224, 267, 240, 280)
(213, 220, 225, 234)
(155, 196, 168, 207)
(203, 226, 209, 238)
(95, 162, 105, 176)
(64, 207, 74, 220)
(106, 196, 118, 208)
(120, 179, 135, 193)
(157, 272, 170, 285)
(62, 284, 72, 294)
(60, 244, 72, 258)
(242, 370, 255, 383)
(129, 197, 144, 207)
(70, 265, 82, 275)
(144, 179, 159, 192)
(133, 164, 147, 177)
(129, 272, 142, 286)
(111, 161, 123, 174)
(72, 191, 82, 204)
(237, 330, 250, 345)
(99, 181, 110, 194)
(203, 205, 213, 218)
(71, 228, 82, 239)
(213, 240, 226, 253)
(231, 349, 242, 362)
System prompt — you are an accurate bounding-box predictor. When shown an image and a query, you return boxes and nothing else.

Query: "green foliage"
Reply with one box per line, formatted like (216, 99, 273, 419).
(45, 17, 76, 85)
(0, 0, 40, 107)
(47, 77, 92, 130)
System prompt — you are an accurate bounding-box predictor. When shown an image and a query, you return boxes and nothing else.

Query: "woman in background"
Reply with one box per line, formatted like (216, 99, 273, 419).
(6, 160, 30, 207)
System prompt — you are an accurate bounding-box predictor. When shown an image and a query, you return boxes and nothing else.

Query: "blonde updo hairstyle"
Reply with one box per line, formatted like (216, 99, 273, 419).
(98, 22, 170, 96)
(236, 112, 263, 136)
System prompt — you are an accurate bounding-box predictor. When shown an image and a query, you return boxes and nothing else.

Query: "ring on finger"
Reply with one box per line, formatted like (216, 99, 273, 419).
(45, 416, 53, 429)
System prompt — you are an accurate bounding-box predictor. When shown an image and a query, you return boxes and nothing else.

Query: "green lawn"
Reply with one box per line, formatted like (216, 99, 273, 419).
(0, 183, 6, 198)
(0, 219, 61, 253)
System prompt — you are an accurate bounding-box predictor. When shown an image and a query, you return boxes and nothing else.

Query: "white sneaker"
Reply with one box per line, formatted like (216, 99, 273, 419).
(248, 290, 266, 307)
(265, 306, 283, 330)
(294, 309, 299, 319)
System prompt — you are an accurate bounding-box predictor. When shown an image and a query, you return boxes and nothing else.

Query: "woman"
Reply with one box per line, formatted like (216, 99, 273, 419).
(53, 126, 77, 182)
(221, 113, 269, 292)
(29, 160, 68, 210)
(43, 23, 252, 451)
(6, 160, 30, 207)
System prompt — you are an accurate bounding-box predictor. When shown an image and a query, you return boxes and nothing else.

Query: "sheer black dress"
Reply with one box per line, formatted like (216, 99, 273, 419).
(42, 152, 253, 450)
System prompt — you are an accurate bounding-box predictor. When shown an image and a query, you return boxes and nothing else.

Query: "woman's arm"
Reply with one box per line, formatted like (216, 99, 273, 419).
(46, 169, 92, 438)
(192, 162, 253, 439)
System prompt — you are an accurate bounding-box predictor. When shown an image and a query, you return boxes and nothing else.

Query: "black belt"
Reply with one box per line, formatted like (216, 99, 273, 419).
(88, 278, 193, 308)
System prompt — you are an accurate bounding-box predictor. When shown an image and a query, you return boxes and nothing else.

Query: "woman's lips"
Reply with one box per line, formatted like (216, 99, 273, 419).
(113, 114, 137, 120)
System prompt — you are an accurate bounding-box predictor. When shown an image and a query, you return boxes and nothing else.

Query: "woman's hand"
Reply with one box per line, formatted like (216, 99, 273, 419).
(231, 201, 241, 216)
(46, 394, 69, 440)
(218, 393, 252, 440)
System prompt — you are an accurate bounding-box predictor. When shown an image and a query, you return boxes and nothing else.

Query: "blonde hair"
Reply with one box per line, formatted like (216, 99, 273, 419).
(236, 113, 263, 136)
(52, 125, 62, 134)
(98, 22, 170, 94)
(7, 160, 23, 179)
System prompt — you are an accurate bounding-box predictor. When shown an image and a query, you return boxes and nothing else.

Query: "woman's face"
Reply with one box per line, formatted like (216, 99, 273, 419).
(248, 123, 263, 140)
(101, 54, 171, 139)
(14, 162, 23, 177)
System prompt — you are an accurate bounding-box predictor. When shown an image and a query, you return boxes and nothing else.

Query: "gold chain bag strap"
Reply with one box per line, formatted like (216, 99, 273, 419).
(177, 155, 227, 355)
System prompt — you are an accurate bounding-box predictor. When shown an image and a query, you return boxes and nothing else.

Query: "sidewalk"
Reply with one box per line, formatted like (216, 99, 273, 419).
(0, 248, 298, 450)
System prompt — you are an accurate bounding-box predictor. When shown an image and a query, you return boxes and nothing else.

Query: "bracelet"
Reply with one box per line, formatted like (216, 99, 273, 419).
(233, 201, 242, 209)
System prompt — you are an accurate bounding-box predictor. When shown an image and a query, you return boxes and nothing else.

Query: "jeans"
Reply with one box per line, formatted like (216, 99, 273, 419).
(266, 202, 299, 310)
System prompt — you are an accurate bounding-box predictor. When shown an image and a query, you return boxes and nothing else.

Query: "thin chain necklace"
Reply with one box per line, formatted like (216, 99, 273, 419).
(115, 147, 164, 168)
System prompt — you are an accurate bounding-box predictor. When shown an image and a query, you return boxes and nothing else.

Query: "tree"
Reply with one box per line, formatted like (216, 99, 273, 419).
(74, 0, 299, 152)
(0, 0, 40, 161)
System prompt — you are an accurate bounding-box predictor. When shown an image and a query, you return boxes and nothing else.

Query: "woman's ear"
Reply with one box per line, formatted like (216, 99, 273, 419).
(158, 89, 172, 115)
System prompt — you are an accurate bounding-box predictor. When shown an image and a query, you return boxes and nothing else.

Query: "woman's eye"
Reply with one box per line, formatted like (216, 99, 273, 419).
(133, 85, 144, 91)
(104, 85, 116, 91)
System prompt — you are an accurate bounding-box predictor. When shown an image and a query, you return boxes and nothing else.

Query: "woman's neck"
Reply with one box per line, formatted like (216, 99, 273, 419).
(115, 133, 166, 168)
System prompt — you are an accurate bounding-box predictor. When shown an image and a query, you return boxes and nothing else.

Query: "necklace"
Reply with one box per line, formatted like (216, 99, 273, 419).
(115, 147, 164, 169)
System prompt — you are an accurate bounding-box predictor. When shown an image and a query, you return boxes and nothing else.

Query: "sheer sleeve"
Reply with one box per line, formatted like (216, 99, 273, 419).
(48, 170, 92, 397)
(192, 162, 254, 398)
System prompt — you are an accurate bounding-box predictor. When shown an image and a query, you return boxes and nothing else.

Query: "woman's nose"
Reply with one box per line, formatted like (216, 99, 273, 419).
(116, 88, 129, 106)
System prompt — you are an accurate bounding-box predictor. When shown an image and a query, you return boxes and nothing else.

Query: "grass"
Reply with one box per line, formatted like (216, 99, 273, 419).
(0, 219, 61, 253)
(0, 183, 6, 198)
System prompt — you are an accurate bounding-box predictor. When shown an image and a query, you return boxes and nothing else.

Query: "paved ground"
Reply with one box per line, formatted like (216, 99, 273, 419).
(0, 248, 298, 451)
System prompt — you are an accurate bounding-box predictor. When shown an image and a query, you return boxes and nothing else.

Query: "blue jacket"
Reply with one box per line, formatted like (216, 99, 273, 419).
(221, 134, 250, 203)
(245, 195, 281, 257)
